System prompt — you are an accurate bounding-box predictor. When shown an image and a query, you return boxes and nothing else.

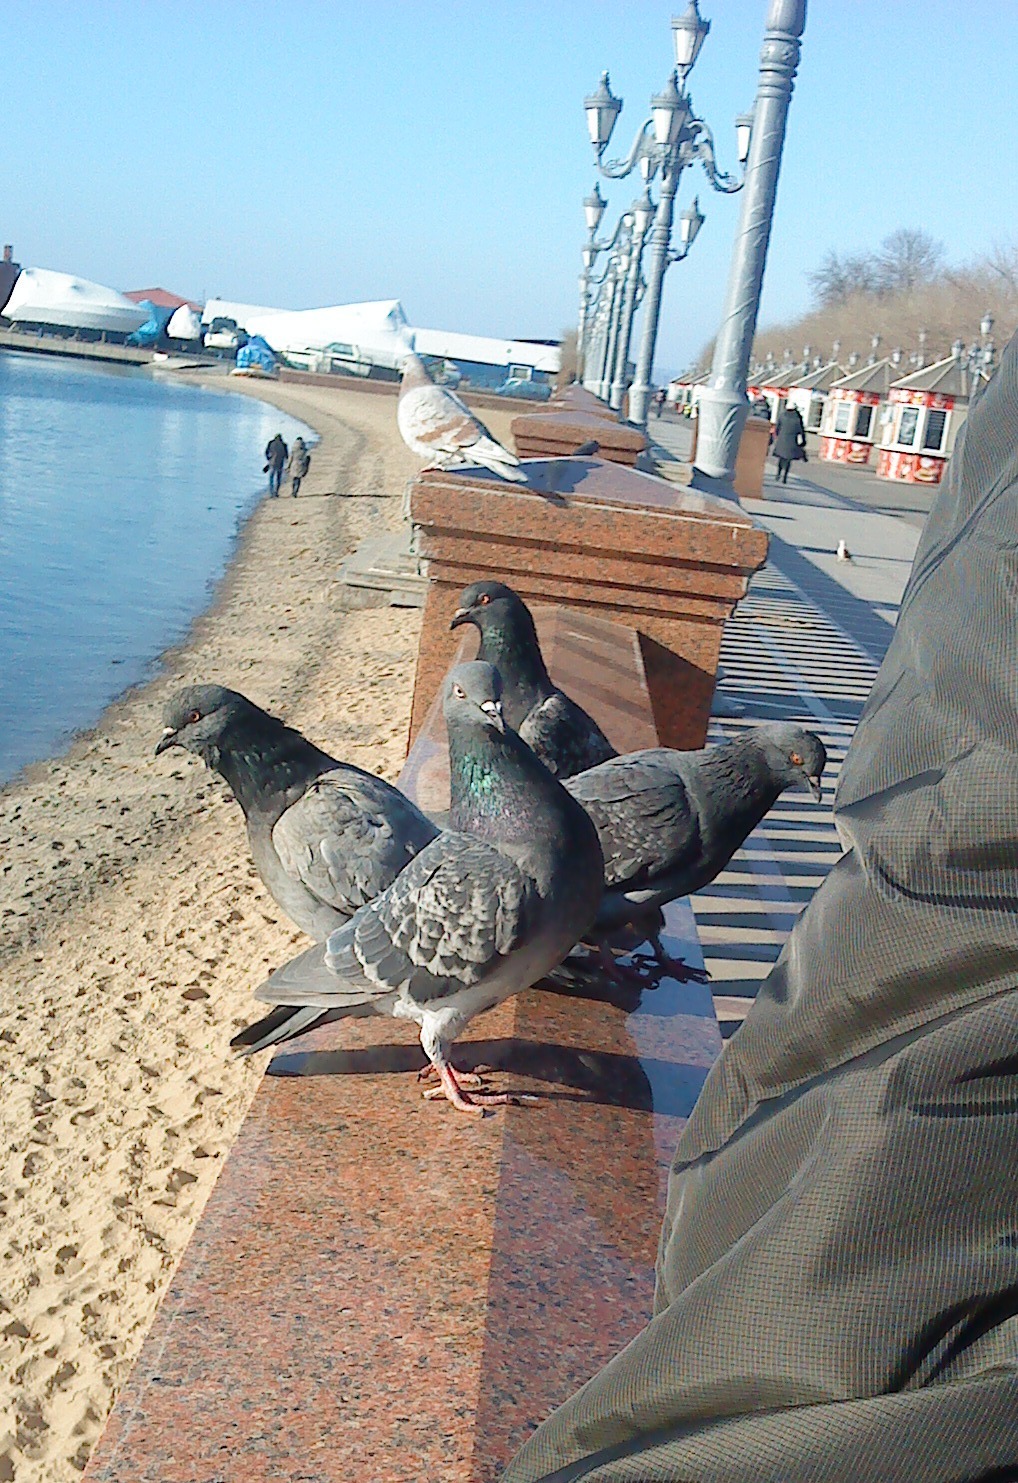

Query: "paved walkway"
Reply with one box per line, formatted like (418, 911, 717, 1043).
(652, 415, 925, 1034)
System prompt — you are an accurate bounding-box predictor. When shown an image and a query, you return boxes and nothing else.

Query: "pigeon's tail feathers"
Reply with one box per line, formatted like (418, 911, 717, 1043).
(230, 1004, 327, 1056)
(470, 438, 528, 482)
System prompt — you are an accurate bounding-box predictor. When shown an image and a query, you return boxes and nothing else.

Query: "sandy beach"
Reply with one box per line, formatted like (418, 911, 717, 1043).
(0, 373, 519, 1481)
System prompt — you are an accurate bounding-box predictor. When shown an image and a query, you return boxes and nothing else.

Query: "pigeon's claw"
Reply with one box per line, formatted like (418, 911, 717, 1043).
(422, 1063, 534, 1113)
(417, 1063, 485, 1090)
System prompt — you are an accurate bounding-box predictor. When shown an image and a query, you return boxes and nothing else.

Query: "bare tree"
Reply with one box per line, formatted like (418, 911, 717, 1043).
(874, 228, 944, 294)
(557, 328, 579, 387)
(807, 249, 879, 306)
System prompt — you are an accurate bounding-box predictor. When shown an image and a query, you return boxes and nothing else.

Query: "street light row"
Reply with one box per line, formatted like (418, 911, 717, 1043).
(576, 2, 753, 426)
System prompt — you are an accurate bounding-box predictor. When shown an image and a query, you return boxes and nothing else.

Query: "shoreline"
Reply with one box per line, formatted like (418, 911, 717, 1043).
(0, 376, 511, 1481)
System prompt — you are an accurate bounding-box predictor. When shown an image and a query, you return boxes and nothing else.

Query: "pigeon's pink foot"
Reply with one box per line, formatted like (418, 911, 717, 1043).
(420, 1064, 532, 1114)
(417, 1063, 485, 1089)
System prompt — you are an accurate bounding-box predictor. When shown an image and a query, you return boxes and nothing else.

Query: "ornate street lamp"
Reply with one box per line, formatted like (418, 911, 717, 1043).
(583, 15, 747, 426)
(609, 188, 657, 409)
(584, 184, 607, 233)
(735, 111, 755, 165)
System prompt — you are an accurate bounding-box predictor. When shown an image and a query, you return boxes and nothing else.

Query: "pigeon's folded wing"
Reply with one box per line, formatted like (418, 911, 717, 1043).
(566, 750, 700, 887)
(401, 381, 487, 457)
(271, 769, 438, 917)
(329, 831, 535, 1004)
(520, 691, 616, 778)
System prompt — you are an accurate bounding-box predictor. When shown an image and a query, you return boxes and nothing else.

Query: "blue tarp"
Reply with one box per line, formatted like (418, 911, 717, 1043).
(235, 335, 276, 374)
(126, 301, 173, 346)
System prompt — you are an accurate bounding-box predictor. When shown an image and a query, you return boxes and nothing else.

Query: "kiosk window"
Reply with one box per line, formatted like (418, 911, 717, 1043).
(833, 401, 852, 434)
(854, 404, 874, 438)
(897, 407, 920, 447)
(922, 409, 948, 451)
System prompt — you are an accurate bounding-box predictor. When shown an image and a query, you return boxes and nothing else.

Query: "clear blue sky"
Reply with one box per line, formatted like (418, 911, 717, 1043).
(4, 1, 1015, 378)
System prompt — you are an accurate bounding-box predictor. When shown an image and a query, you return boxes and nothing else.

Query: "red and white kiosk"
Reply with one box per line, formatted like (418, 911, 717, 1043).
(751, 364, 797, 423)
(785, 361, 845, 433)
(819, 359, 897, 466)
(876, 357, 986, 486)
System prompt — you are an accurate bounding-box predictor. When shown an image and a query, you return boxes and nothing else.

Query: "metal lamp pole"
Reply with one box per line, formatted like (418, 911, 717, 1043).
(691, 0, 807, 494)
(584, 3, 746, 427)
(609, 189, 654, 410)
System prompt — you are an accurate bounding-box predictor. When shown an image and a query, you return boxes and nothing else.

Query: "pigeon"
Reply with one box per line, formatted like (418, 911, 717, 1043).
(451, 579, 617, 779)
(231, 662, 605, 1114)
(563, 723, 827, 977)
(397, 351, 528, 482)
(155, 684, 439, 940)
(837, 539, 852, 562)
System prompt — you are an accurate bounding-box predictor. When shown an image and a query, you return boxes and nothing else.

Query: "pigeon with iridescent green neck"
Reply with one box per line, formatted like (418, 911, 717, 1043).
(232, 662, 605, 1114)
(451, 579, 617, 780)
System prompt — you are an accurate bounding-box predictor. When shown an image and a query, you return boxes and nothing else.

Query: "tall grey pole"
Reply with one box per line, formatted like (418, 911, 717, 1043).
(609, 218, 650, 411)
(628, 167, 680, 425)
(601, 249, 628, 401)
(692, 0, 806, 492)
(576, 260, 591, 369)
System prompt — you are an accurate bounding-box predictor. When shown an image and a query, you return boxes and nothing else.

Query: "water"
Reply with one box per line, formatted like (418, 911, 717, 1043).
(0, 351, 314, 786)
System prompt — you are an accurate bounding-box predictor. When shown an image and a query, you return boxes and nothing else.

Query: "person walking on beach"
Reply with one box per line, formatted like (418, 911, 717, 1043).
(288, 437, 311, 497)
(264, 433, 288, 497)
(772, 403, 807, 484)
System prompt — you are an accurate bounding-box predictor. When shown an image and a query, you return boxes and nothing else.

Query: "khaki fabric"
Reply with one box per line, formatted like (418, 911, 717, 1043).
(503, 336, 1018, 1482)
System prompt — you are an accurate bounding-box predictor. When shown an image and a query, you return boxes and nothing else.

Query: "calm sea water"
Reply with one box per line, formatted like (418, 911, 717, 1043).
(0, 352, 314, 785)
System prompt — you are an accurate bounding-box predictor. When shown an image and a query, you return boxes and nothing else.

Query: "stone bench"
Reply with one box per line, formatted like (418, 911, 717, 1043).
(82, 608, 723, 1483)
(409, 456, 768, 754)
(510, 407, 648, 466)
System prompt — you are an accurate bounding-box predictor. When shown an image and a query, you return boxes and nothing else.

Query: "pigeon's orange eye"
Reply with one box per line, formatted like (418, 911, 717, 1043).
(453, 684, 466, 699)
(479, 593, 491, 605)
(188, 710, 201, 724)
(790, 751, 803, 766)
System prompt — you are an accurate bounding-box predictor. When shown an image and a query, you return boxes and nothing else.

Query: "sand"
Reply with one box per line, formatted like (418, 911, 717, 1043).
(0, 374, 520, 1482)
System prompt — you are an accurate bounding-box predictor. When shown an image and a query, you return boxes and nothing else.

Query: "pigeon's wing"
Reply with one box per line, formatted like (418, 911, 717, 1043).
(326, 831, 535, 1005)
(566, 750, 699, 888)
(271, 769, 439, 918)
(520, 691, 617, 779)
(398, 382, 525, 479)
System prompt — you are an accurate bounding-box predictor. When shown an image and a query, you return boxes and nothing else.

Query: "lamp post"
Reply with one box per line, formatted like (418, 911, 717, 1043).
(953, 313, 996, 398)
(583, 3, 747, 427)
(691, 0, 807, 496)
(609, 188, 655, 410)
(578, 206, 632, 388)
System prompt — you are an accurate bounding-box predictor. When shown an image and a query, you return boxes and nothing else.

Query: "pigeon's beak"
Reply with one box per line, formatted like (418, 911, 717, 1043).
(155, 726, 179, 756)
(805, 773, 823, 802)
(480, 700, 505, 733)
(449, 607, 471, 631)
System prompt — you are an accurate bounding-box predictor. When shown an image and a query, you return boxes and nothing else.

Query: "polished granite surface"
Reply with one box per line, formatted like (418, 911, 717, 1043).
(84, 609, 723, 1483)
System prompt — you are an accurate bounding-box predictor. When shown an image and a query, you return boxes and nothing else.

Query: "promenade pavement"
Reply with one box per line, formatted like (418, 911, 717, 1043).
(651, 414, 927, 1034)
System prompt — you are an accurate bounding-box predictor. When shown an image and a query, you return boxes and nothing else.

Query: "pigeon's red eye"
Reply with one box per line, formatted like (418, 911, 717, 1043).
(479, 593, 491, 605)
(188, 710, 201, 724)
(790, 751, 803, 766)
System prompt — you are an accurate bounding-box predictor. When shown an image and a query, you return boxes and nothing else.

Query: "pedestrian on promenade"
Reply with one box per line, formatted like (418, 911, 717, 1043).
(772, 404, 807, 483)
(653, 387, 667, 418)
(288, 437, 311, 497)
(264, 433, 288, 497)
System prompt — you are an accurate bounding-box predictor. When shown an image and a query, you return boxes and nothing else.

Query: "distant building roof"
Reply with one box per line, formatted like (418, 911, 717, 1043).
(125, 287, 201, 311)
(758, 362, 798, 388)
(789, 361, 846, 391)
(831, 357, 899, 394)
(889, 355, 987, 400)
(414, 326, 560, 374)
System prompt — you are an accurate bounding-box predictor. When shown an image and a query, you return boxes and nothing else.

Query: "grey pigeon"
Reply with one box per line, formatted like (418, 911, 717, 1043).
(231, 662, 605, 1114)
(397, 351, 527, 482)
(563, 723, 826, 977)
(155, 684, 439, 940)
(451, 579, 617, 779)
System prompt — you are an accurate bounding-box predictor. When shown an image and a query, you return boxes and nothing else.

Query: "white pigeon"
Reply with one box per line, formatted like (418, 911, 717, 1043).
(397, 351, 528, 482)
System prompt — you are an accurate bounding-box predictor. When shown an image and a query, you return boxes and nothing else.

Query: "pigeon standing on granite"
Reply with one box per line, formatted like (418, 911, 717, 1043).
(397, 351, 527, 482)
(451, 579, 617, 779)
(231, 662, 605, 1114)
(155, 684, 439, 940)
(563, 723, 827, 976)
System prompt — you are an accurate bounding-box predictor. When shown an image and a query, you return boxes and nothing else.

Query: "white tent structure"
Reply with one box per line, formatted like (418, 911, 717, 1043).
(3, 268, 148, 334)
(166, 305, 204, 341)
(201, 297, 413, 374)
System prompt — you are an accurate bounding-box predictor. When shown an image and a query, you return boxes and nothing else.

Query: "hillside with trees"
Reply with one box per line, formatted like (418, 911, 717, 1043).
(693, 230, 1018, 374)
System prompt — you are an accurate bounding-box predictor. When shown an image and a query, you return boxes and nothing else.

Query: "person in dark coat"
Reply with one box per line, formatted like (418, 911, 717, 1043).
(264, 433, 288, 497)
(288, 437, 311, 497)
(772, 404, 807, 483)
